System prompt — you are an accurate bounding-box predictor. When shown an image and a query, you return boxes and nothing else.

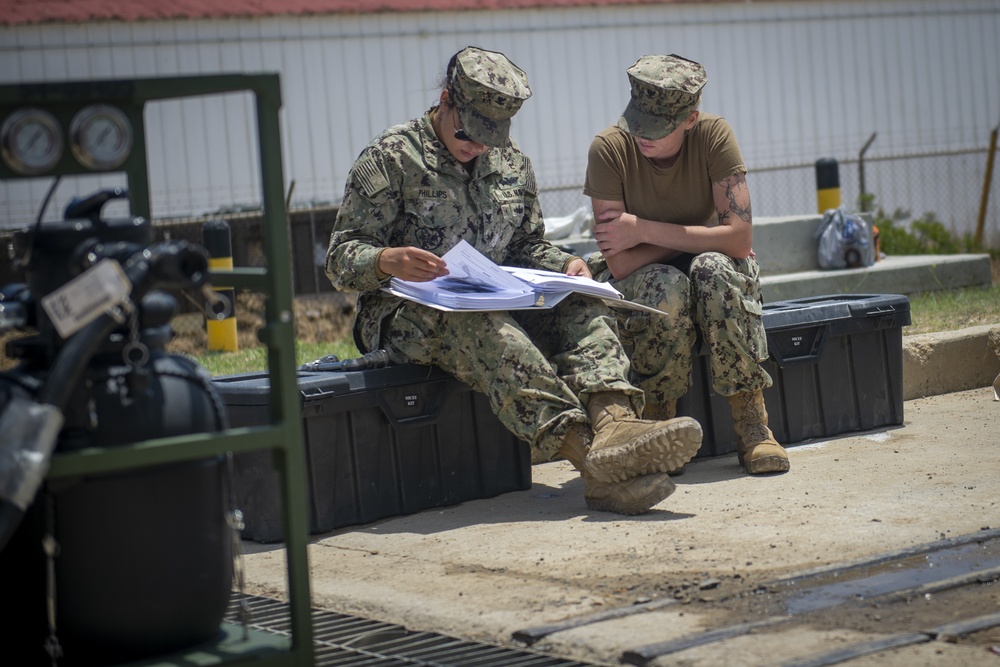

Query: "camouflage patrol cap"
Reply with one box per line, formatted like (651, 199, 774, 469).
(617, 54, 707, 140)
(449, 46, 532, 147)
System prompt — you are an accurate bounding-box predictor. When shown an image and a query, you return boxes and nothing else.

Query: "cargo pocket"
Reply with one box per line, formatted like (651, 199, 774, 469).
(740, 296, 768, 362)
(618, 311, 650, 353)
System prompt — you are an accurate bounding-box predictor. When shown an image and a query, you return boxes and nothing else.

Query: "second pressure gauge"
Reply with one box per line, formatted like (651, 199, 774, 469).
(1, 108, 64, 175)
(69, 104, 133, 171)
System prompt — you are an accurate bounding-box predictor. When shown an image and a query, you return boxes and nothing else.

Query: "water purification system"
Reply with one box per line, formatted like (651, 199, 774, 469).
(0, 75, 313, 666)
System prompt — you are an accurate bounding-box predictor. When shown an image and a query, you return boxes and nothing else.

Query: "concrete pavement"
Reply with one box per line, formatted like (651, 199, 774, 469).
(240, 325, 1000, 667)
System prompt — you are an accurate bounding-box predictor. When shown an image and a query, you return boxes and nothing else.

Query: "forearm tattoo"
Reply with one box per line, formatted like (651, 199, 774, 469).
(716, 173, 752, 225)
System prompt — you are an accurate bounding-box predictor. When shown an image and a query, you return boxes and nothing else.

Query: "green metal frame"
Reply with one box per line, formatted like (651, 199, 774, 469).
(1, 74, 314, 665)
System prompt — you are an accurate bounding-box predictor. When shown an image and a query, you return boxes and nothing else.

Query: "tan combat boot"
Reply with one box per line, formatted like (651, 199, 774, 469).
(584, 392, 702, 484)
(643, 399, 686, 476)
(727, 390, 790, 474)
(642, 398, 677, 421)
(559, 423, 676, 515)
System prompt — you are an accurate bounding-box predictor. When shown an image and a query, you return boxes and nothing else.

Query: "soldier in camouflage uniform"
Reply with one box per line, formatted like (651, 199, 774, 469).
(326, 46, 704, 515)
(584, 54, 790, 475)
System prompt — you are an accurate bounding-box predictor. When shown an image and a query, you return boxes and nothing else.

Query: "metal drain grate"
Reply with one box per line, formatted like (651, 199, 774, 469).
(226, 594, 600, 667)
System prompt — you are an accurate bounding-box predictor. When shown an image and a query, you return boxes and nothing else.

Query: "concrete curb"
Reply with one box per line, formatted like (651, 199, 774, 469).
(902, 324, 1000, 400)
(760, 254, 993, 303)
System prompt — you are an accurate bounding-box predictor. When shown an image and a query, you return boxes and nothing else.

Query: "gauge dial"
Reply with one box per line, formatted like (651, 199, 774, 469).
(69, 104, 133, 171)
(1, 108, 64, 175)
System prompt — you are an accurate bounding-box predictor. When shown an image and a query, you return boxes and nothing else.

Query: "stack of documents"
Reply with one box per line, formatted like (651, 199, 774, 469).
(389, 274, 541, 310)
(384, 240, 666, 315)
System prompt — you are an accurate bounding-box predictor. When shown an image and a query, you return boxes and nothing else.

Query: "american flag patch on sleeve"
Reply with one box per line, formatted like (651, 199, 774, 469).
(524, 158, 537, 196)
(354, 157, 389, 199)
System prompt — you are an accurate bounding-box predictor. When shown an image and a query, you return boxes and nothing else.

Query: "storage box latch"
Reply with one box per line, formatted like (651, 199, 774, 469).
(866, 305, 900, 330)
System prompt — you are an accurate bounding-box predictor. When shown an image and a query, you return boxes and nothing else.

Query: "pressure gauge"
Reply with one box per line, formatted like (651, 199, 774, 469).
(69, 103, 133, 171)
(1, 108, 64, 175)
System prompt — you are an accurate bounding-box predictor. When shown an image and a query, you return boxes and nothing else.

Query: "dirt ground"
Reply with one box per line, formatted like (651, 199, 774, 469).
(163, 290, 357, 357)
(0, 290, 357, 369)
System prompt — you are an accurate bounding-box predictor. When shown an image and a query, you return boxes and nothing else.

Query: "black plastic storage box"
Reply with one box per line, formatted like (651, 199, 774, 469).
(213, 365, 531, 542)
(678, 293, 911, 458)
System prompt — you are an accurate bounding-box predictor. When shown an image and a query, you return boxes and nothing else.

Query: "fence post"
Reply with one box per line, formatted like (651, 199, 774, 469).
(976, 124, 999, 246)
(202, 220, 238, 352)
(815, 157, 841, 214)
(858, 132, 878, 212)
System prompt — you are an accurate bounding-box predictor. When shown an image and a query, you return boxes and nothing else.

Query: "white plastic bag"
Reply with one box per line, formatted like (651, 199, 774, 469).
(815, 207, 875, 270)
(543, 206, 592, 240)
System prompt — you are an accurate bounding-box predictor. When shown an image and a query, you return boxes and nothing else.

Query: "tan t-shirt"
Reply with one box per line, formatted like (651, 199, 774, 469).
(583, 113, 746, 228)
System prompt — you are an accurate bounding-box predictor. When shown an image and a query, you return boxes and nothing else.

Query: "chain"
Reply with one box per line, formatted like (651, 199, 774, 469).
(120, 298, 150, 370)
(42, 494, 63, 666)
(226, 452, 251, 640)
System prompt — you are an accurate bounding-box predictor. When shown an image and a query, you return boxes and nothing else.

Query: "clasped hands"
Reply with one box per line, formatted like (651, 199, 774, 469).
(593, 209, 641, 258)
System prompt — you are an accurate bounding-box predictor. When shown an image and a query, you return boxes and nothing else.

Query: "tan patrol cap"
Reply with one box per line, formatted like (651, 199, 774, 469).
(449, 46, 532, 147)
(617, 54, 707, 140)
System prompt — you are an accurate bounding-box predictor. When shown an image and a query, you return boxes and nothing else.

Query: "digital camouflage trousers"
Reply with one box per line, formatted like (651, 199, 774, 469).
(599, 251, 772, 412)
(380, 294, 642, 461)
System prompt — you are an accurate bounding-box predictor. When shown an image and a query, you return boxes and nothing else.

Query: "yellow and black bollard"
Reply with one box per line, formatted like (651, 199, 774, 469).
(202, 220, 238, 352)
(815, 157, 841, 214)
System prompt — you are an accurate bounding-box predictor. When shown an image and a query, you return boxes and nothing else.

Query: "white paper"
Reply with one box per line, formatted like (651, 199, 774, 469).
(503, 266, 624, 299)
(386, 240, 667, 316)
(438, 239, 528, 292)
(389, 275, 540, 310)
(390, 241, 539, 309)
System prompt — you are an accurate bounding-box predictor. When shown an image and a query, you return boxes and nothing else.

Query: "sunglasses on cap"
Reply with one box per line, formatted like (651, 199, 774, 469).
(452, 106, 474, 143)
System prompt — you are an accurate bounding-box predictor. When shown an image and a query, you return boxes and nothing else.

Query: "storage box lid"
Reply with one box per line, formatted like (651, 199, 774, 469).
(212, 364, 453, 407)
(763, 293, 911, 332)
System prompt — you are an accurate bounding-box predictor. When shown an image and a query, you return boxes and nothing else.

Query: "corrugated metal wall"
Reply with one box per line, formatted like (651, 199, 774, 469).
(2, 0, 998, 243)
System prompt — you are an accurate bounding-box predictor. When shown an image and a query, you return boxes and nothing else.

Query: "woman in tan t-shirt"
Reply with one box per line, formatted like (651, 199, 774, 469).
(584, 54, 790, 476)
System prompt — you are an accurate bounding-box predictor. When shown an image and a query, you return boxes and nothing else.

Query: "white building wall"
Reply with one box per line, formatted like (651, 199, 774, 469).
(1, 0, 998, 243)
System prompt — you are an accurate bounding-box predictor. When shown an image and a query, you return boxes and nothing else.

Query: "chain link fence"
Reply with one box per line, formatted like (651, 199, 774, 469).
(540, 147, 1000, 251)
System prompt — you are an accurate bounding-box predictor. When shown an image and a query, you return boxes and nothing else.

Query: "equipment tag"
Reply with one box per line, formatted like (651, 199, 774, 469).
(41, 258, 132, 339)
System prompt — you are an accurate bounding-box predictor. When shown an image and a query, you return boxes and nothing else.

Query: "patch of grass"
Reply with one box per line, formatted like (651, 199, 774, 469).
(904, 283, 1000, 336)
(193, 336, 361, 377)
(193, 338, 360, 377)
(861, 194, 986, 256)
(173, 290, 359, 376)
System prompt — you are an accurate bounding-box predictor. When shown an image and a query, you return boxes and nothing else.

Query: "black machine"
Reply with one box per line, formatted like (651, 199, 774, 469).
(0, 182, 235, 664)
(0, 76, 313, 665)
